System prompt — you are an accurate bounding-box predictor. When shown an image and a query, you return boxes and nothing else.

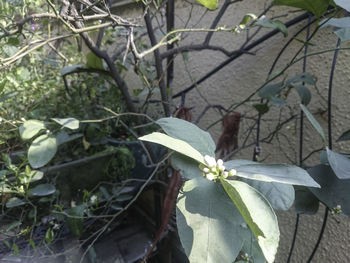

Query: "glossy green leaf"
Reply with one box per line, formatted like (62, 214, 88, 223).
(220, 178, 279, 263)
(225, 160, 320, 188)
(196, 0, 218, 10)
(308, 164, 350, 216)
(171, 153, 201, 179)
(139, 132, 205, 164)
(337, 129, 350, 142)
(156, 117, 216, 157)
(326, 147, 350, 179)
(29, 184, 56, 196)
(28, 134, 58, 168)
(273, 0, 330, 18)
(258, 82, 284, 99)
(294, 186, 319, 215)
(86, 52, 104, 70)
(335, 0, 350, 11)
(51, 118, 79, 130)
(177, 177, 249, 263)
(241, 178, 295, 210)
(300, 104, 326, 143)
(67, 205, 85, 237)
(6, 197, 26, 208)
(19, 120, 46, 140)
(255, 19, 288, 37)
(294, 85, 311, 105)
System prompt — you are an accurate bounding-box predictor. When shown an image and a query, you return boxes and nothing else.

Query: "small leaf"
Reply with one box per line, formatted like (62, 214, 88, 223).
(86, 52, 104, 70)
(294, 85, 311, 105)
(220, 178, 279, 263)
(19, 120, 46, 140)
(139, 132, 205, 164)
(67, 205, 85, 237)
(196, 0, 218, 10)
(28, 134, 58, 168)
(255, 19, 288, 37)
(29, 184, 56, 196)
(253, 103, 269, 115)
(337, 129, 350, 142)
(51, 118, 79, 130)
(45, 228, 55, 244)
(6, 221, 22, 232)
(335, 0, 350, 11)
(326, 147, 350, 179)
(258, 82, 284, 99)
(239, 13, 257, 29)
(6, 197, 26, 208)
(320, 17, 350, 30)
(156, 117, 216, 157)
(294, 186, 319, 215)
(300, 104, 326, 143)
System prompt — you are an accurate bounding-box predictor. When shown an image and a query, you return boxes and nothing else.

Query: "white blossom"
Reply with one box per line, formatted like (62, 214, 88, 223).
(204, 155, 217, 167)
(203, 167, 210, 173)
(229, 169, 237, 176)
(206, 173, 215, 181)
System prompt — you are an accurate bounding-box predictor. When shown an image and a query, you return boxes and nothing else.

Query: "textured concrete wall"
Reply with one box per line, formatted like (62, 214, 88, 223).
(119, 1, 350, 261)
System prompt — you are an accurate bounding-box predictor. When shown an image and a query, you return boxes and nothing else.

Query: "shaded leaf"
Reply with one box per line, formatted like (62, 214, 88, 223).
(61, 64, 86, 76)
(269, 97, 287, 106)
(171, 153, 201, 180)
(326, 147, 350, 179)
(56, 131, 83, 145)
(273, 0, 330, 18)
(308, 164, 350, 216)
(51, 118, 79, 130)
(294, 85, 311, 105)
(156, 118, 216, 157)
(196, 0, 217, 10)
(177, 177, 249, 263)
(28, 134, 58, 168)
(255, 19, 288, 37)
(286, 72, 316, 86)
(29, 184, 56, 196)
(225, 160, 320, 188)
(67, 205, 85, 237)
(19, 120, 46, 140)
(86, 52, 104, 70)
(6, 197, 26, 208)
(294, 186, 319, 215)
(258, 82, 283, 99)
(300, 104, 326, 143)
(220, 178, 279, 263)
(253, 103, 269, 115)
(139, 132, 205, 164)
(320, 17, 350, 29)
(335, 0, 350, 11)
(337, 129, 350, 142)
(334, 28, 350, 41)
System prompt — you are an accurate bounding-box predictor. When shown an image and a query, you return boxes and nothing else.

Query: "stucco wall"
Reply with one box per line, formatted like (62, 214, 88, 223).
(118, 1, 350, 262)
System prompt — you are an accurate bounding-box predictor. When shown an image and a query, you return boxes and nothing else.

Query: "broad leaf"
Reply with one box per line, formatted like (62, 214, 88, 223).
(270, 97, 287, 106)
(28, 134, 58, 168)
(308, 164, 350, 216)
(139, 132, 205, 164)
(326, 147, 350, 179)
(51, 118, 79, 130)
(273, 0, 330, 18)
(171, 153, 201, 179)
(156, 118, 216, 157)
(6, 197, 26, 208)
(258, 82, 284, 99)
(19, 120, 46, 140)
(240, 234, 266, 263)
(86, 52, 104, 70)
(225, 160, 320, 188)
(294, 85, 311, 105)
(300, 104, 326, 143)
(294, 186, 319, 215)
(177, 177, 249, 263)
(255, 19, 288, 37)
(335, 0, 350, 11)
(67, 205, 85, 237)
(29, 170, 44, 182)
(241, 178, 295, 210)
(29, 184, 56, 196)
(196, 0, 217, 10)
(337, 129, 350, 142)
(220, 178, 279, 263)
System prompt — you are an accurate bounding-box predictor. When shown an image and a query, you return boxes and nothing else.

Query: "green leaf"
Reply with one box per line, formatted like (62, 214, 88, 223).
(258, 82, 284, 99)
(156, 117, 216, 157)
(225, 160, 320, 188)
(196, 0, 218, 10)
(294, 186, 319, 215)
(56, 131, 83, 145)
(177, 177, 249, 263)
(28, 134, 58, 168)
(0, 91, 18, 103)
(220, 178, 279, 263)
(45, 228, 55, 244)
(6, 197, 26, 208)
(255, 19, 288, 37)
(19, 120, 46, 140)
(337, 129, 350, 142)
(240, 235, 266, 263)
(241, 178, 295, 210)
(29, 184, 56, 196)
(294, 85, 311, 105)
(286, 72, 316, 86)
(273, 0, 330, 18)
(29, 170, 44, 182)
(308, 164, 350, 216)
(86, 52, 104, 70)
(139, 132, 205, 164)
(67, 205, 85, 237)
(51, 117, 79, 130)
(334, 28, 350, 41)
(171, 153, 201, 179)
(61, 64, 86, 76)
(300, 104, 326, 143)
(269, 97, 287, 106)
(335, 0, 350, 11)
(326, 147, 350, 179)
(239, 13, 257, 29)
(253, 103, 269, 115)
(320, 17, 350, 29)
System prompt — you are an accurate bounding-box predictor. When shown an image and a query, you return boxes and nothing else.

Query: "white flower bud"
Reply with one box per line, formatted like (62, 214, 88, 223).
(229, 169, 237, 176)
(217, 159, 223, 166)
(203, 167, 210, 173)
(206, 173, 215, 181)
(204, 155, 216, 167)
(223, 171, 229, 178)
(211, 167, 217, 173)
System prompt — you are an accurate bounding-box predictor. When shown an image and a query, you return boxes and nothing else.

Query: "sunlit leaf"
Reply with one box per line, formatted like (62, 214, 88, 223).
(29, 184, 56, 196)
(273, 0, 330, 18)
(255, 19, 288, 36)
(28, 134, 58, 168)
(19, 120, 46, 140)
(196, 0, 218, 10)
(326, 147, 350, 179)
(51, 118, 79, 130)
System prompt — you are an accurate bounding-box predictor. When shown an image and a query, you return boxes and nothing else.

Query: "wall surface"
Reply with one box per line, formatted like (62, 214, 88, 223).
(118, 0, 350, 262)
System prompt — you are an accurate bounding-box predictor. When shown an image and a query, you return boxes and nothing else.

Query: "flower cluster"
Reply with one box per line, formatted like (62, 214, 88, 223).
(199, 155, 237, 181)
